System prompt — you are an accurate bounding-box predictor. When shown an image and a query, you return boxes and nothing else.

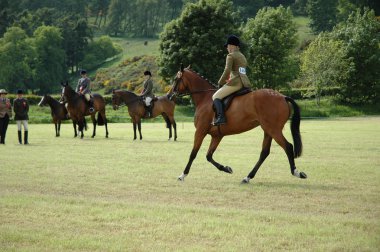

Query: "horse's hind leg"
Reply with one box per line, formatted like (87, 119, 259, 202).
(273, 132, 307, 179)
(173, 120, 177, 141)
(242, 132, 272, 183)
(206, 136, 233, 174)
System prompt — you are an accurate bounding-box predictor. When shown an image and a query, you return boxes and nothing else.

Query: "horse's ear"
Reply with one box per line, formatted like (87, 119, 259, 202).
(65, 81, 69, 86)
(180, 63, 184, 72)
(60, 82, 65, 87)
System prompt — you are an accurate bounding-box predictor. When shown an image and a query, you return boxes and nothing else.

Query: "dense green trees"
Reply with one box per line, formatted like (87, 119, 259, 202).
(332, 8, 380, 104)
(0, 27, 35, 92)
(300, 33, 352, 104)
(307, 0, 339, 33)
(158, 0, 239, 83)
(243, 6, 298, 89)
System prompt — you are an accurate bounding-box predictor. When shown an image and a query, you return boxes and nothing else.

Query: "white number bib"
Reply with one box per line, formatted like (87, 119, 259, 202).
(239, 67, 246, 75)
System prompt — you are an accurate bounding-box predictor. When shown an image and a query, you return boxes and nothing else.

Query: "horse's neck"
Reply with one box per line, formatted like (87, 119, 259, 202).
(187, 75, 215, 107)
(122, 92, 138, 103)
(47, 97, 60, 109)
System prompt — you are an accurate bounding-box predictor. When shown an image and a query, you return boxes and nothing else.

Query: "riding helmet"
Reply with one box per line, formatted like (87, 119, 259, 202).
(224, 35, 240, 47)
(144, 70, 152, 76)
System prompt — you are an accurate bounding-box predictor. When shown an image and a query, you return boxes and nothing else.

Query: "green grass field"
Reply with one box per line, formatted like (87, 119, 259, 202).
(1, 118, 379, 251)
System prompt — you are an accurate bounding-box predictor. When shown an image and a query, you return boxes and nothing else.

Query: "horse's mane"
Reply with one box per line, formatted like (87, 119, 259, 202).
(185, 68, 218, 88)
(115, 89, 139, 97)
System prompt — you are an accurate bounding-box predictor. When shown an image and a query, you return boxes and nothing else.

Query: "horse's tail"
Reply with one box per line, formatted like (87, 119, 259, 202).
(162, 113, 171, 129)
(285, 97, 303, 158)
(97, 112, 105, 126)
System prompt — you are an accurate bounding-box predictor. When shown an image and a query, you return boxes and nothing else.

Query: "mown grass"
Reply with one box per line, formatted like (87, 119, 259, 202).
(1, 118, 379, 251)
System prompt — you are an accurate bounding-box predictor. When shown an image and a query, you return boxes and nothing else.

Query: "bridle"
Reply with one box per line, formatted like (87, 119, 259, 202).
(170, 71, 217, 98)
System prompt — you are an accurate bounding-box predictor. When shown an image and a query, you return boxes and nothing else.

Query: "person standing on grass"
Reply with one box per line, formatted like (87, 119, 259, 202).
(0, 89, 12, 144)
(13, 89, 29, 144)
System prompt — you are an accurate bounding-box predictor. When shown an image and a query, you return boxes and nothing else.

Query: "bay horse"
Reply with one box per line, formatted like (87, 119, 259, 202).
(112, 90, 177, 141)
(170, 66, 307, 183)
(61, 82, 109, 139)
(38, 95, 70, 137)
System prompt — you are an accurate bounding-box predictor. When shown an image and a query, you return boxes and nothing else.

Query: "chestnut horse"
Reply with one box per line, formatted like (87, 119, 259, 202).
(61, 82, 109, 139)
(170, 66, 307, 183)
(112, 90, 177, 141)
(38, 95, 70, 137)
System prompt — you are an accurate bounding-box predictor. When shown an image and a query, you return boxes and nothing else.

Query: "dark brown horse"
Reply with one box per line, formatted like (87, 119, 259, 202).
(112, 90, 177, 140)
(38, 95, 70, 137)
(170, 66, 307, 183)
(61, 82, 109, 139)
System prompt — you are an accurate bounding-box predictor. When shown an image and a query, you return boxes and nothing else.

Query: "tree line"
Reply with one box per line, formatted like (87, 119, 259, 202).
(158, 0, 379, 105)
(0, 0, 379, 103)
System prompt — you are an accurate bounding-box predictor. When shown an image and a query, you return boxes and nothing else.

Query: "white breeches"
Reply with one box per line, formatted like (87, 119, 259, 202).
(16, 120, 28, 131)
(144, 97, 152, 106)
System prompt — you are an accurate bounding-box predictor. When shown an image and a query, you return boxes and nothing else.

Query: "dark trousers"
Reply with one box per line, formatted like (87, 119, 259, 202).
(0, 114, 10, 144)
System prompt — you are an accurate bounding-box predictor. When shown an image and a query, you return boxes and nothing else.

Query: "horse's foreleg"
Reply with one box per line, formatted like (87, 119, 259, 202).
(132, 122, 137, 140)
(57, 121, 61, 137)
(206, 136, 233, 174)
(178, 131, 207, 181)
(242, 132, 272, 184)
(273, 133, 307, 179)
(55, 123, 58, 137)
(173, 120, 177, 141)
(91, 114, 96, 138)
(137, 120, 142, 140)
(73, 121, 77, 137)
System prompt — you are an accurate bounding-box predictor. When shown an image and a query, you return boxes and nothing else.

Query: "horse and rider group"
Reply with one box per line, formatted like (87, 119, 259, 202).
(1, 35, 307, 183)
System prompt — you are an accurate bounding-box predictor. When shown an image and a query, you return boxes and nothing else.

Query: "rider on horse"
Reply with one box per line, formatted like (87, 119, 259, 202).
(76, 70, 94, 113)
(141, 70, 154, 118)
(212, 35, 251, 126)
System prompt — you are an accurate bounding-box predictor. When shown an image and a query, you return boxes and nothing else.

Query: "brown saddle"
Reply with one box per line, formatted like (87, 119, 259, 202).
(213, 87, 252, 112)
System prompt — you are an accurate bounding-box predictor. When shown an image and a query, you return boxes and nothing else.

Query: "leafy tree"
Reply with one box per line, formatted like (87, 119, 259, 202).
(158, 0, 239, 83)
(32, 25, 66, 94)
(307, 0, 339, 33)
(300, 33, 352, 104)
(242, 6, 298, 90)
(106, 0, 128, 36)
(331, 8, 380, 104)
(56, 14, 92, 73)
(0, 26, 35, 92)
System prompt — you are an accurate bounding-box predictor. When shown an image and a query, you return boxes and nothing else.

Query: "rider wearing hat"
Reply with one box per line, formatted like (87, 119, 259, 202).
(212, 35, 251, 126)
(140, 70, 154, 117)
(76, 70, 94, 113)
(0, 89, 12, 144)
(13, 89, 29, 144)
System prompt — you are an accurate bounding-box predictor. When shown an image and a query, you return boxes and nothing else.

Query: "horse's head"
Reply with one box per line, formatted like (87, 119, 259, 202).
(169, 64, 191, 98)
(60, 81, 74, 103)
(111, 89, 121, 110)
(38, 95, 48, 107)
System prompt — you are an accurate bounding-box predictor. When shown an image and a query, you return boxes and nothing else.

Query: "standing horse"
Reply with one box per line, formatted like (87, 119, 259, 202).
(170, 66, 307, 183)
(61, 82, 109, 139)
(112, 90, 177, 141)
(38, 95, 70, 137)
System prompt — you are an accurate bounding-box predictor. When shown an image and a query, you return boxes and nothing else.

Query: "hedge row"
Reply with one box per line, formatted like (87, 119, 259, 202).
(4, 87, 341, 106)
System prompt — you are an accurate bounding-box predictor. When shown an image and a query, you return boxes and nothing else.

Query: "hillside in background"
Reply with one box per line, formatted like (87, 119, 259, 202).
(92, 16, 314, 95)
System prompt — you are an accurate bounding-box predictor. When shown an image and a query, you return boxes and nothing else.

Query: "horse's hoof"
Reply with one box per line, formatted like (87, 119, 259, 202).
(241, 177, 250, 184)
(178, 173, 187, 181)
(300, 172, 307, 179)
(225, 166, 233, 174)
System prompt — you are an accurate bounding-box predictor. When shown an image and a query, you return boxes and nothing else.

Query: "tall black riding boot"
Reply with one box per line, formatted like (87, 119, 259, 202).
(24, 131, 29, 145)
(88, 98, 94, 113)
(212, 99, 226, 125)
(18, 131, 22, 144)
